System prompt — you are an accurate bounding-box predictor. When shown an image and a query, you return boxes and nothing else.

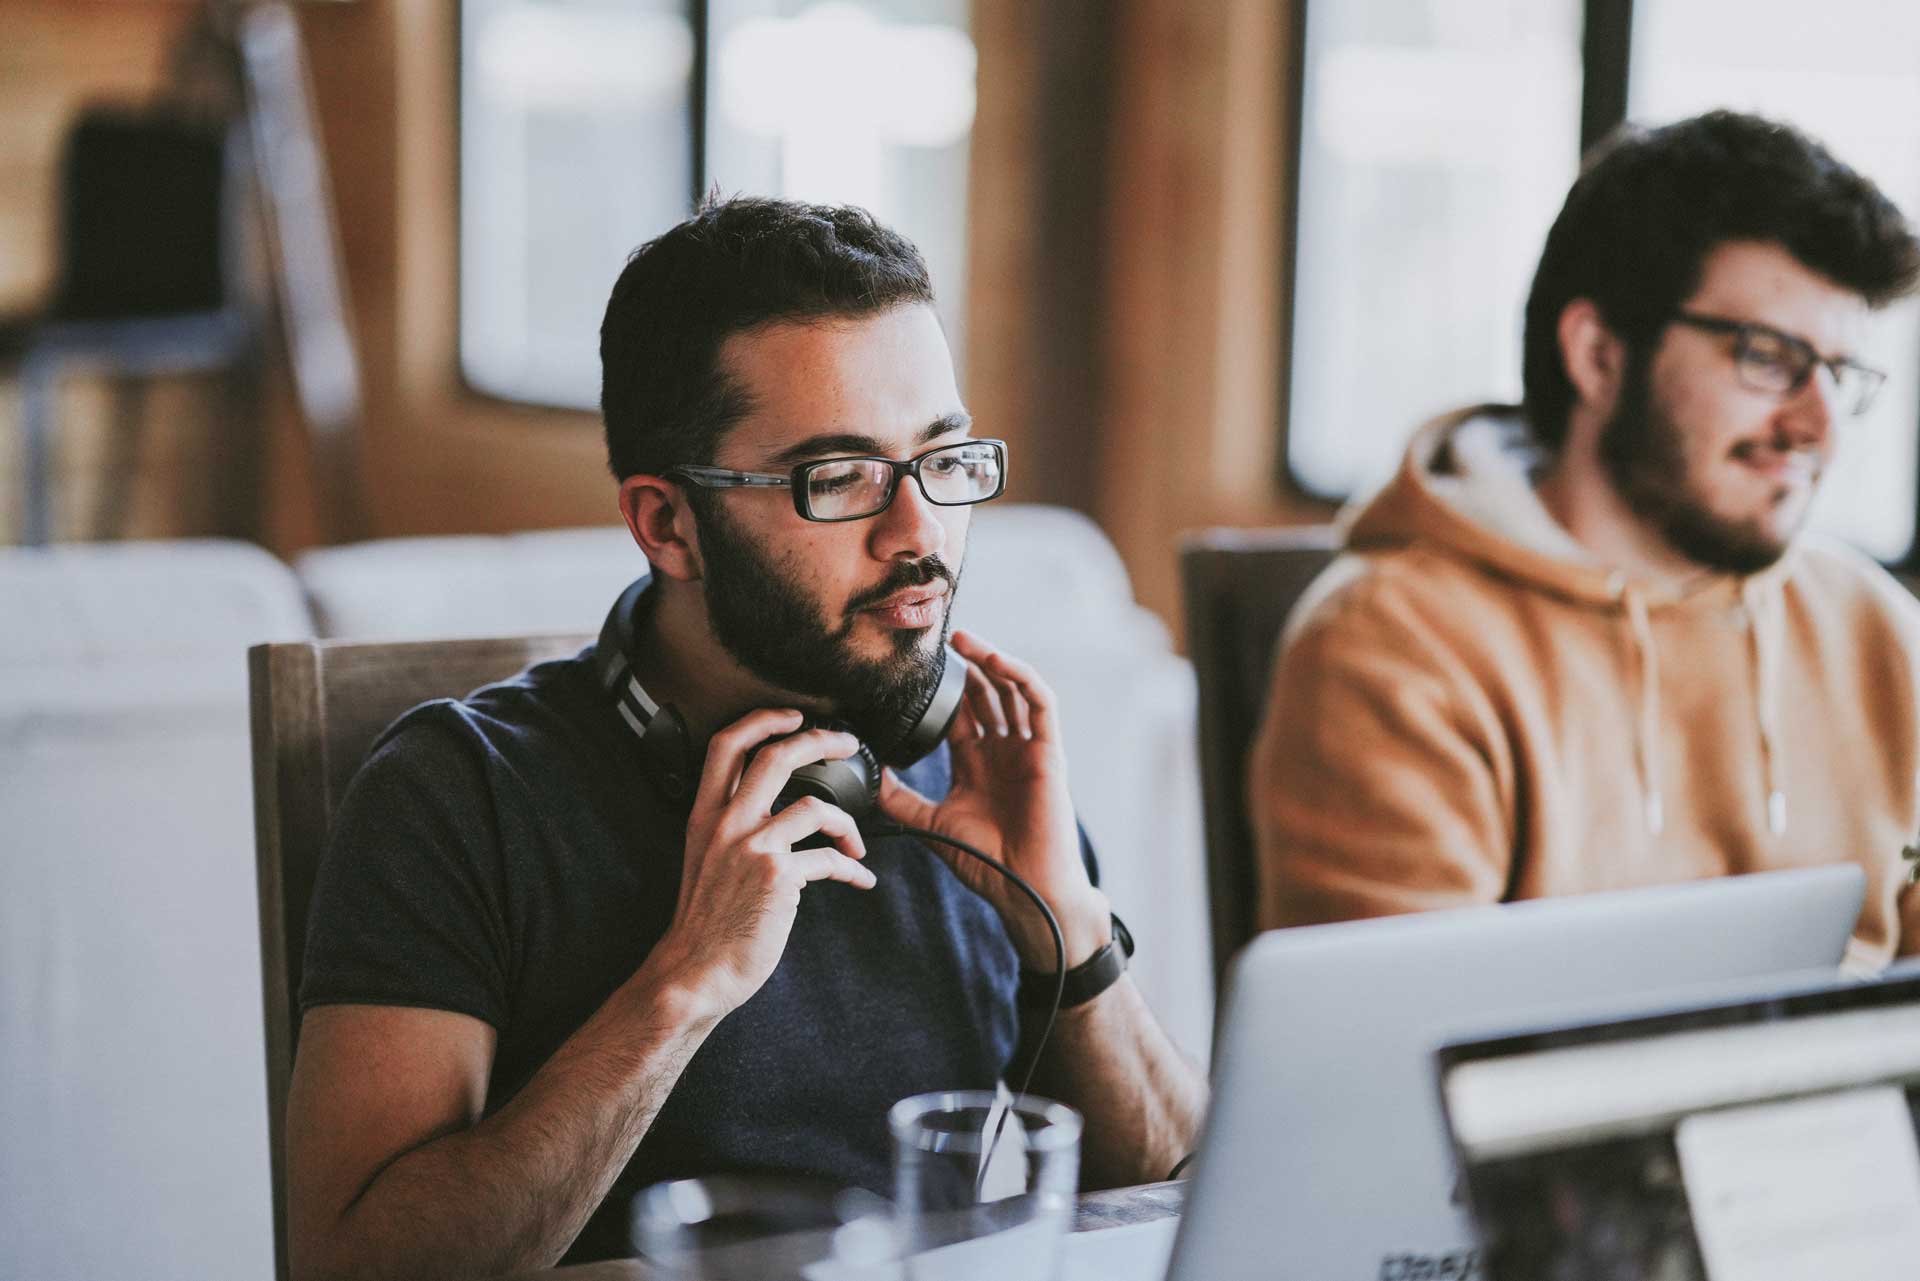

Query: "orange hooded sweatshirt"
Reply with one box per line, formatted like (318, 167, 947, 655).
(1252, 405, 1920, 967)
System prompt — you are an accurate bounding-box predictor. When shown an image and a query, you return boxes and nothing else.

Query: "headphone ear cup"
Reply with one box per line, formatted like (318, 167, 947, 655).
(777, 742, 880, 819)
(878, 645, 968, 768)
(639, 703, 696, 806)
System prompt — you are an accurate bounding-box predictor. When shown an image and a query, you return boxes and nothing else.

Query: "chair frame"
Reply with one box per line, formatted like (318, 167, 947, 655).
(247, 633, 586, 1281)
(1178, 526, 1340, 985)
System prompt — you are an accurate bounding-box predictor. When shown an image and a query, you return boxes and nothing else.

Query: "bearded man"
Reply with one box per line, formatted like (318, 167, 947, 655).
(1252, 111, 1920, 966)
(287, 198, 1204, 1280)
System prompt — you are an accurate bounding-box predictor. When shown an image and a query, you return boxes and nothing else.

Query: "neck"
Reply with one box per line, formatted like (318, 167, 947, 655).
(628, 581, 828, 749)
(1535, 423, 1712, 588)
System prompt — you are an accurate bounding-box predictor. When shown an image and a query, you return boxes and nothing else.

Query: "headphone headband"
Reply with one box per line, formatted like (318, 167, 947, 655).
(595, 573, 695, 802)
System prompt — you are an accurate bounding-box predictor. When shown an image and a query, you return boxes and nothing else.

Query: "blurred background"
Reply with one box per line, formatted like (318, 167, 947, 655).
(7, 0, 1920, 616)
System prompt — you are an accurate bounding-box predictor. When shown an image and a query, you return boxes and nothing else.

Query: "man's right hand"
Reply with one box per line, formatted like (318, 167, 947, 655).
(286, 709, 874, 1280)
(639, 708, 876, 1021)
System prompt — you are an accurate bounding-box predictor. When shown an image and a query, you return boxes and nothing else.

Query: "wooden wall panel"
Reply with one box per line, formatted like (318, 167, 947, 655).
(4, 0, 1329, 615)
(299, 0, 615, 545)
(966, 0, 1328, 639)
(1097, 0, 1329, 635)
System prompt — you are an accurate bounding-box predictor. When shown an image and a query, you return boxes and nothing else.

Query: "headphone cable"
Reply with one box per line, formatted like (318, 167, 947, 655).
(865, 821, 1067, 1198)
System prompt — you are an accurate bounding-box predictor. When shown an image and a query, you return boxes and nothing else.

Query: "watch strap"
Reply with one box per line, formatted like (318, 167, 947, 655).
(1020, 912, 1134, 1010)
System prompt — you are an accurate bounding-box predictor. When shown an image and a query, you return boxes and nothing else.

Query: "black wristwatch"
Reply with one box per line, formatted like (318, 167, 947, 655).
(1020, 913, 1134, 1010)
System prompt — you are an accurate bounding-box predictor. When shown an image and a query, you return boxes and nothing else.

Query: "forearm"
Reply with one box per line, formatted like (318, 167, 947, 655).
(1024, 975, 1207, 1189)
(297, 972, 719, 1281)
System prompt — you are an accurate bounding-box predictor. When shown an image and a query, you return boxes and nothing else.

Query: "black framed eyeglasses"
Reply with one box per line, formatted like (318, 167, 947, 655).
(1671, 310, 1887, 418)
(667, 438, 1009, 523)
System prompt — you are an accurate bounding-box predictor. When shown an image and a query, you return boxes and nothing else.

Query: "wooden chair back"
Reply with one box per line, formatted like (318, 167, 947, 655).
(246, 633, 587, 1280)
(1178, 527, 1340, 985)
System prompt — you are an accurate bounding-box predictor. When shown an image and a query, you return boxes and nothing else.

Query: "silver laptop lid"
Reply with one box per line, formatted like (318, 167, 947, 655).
(1166, 865, 1865, 1281)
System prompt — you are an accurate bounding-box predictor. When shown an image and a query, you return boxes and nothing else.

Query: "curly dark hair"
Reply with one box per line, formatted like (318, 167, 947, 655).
(1522, 110, 1920, 449)
(599, 196, 936, 480)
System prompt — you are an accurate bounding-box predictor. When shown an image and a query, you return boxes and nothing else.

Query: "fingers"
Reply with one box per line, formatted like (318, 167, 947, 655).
(877, 766, 938, 829)
(694, 708, 806, 819)
(984, 647, 1054, 741)
(952, 630, 1056, 741)
(782, 844, 880, 890)
(1001, 669, 1035, 740)
(963, 657, 1010, 737)
(748, 799, 874, 889)
(732, 725, 862, 818)
(759, 796, 869, 864)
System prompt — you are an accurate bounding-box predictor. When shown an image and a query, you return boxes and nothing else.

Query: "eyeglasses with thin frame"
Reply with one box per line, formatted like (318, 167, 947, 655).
(1670, 310, 1887, 418)
(667, 438, 1009, 523)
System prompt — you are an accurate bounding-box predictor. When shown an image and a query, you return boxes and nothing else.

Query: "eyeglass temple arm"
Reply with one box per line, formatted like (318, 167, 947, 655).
(673, 467, 790, 488)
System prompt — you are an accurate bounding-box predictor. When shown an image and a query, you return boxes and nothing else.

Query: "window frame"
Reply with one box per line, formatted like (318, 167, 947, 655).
(452, 0, 712, 411)
(1275, 0, 1920, 571)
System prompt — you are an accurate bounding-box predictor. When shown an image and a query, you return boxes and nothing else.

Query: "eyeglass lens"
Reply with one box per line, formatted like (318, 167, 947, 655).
(1734, 331, 1882, 417)
(803, 443, 1003, 519)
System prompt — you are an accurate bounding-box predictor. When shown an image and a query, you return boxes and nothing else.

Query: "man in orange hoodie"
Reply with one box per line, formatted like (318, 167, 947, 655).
(1252, 111, 1920, 967)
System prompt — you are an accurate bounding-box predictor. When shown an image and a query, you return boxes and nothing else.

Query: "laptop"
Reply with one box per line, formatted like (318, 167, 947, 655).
(1163, 865, 1865, 1281)
(1437, 967, 1920, 1281)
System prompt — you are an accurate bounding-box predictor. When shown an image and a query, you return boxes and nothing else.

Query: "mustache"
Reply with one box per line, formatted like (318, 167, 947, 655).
(846, 556, 956, 612)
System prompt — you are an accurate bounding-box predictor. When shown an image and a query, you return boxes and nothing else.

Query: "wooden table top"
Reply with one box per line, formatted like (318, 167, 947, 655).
(492, 1181, 1187, 1281)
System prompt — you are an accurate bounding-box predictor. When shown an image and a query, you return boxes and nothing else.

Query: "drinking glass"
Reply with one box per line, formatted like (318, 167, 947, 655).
(890, 1091, 1082, 1281)
(630, 1174, 894, 1277)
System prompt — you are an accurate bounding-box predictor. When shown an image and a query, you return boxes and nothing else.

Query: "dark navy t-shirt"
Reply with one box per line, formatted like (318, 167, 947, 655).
(301, 646, 1085, 1264)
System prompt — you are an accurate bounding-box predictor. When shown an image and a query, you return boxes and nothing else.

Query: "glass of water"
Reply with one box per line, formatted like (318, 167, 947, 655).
(890, 1091, 1082, 1281)
(630, 1174, 895, 1277)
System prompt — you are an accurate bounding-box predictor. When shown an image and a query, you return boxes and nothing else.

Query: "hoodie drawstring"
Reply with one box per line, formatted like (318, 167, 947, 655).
(1744, 579, 1788, 836)
(1621, 586, 1666, 837)
(1618, 578, 1787, 842)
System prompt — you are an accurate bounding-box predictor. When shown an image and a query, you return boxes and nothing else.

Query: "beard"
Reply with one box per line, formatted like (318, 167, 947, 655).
(691, 498, 959, 752)
(1597, 351, 1808, 575)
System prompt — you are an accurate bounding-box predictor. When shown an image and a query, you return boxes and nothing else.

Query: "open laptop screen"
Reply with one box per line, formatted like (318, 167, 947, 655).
(1437, 973, 1920, 1281)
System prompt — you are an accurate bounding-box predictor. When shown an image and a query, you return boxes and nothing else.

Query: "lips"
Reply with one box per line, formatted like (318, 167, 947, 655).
(1731, 443, 1819, 487)
(862, 582, 949, 629)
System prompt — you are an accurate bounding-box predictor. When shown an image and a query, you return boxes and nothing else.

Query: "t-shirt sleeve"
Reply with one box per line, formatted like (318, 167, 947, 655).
(300, 705, 514, 1029)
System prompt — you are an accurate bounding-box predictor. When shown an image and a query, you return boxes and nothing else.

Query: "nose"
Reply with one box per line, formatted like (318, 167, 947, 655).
(1776, 365, 1838, 448)
(868, 468, 947, 562)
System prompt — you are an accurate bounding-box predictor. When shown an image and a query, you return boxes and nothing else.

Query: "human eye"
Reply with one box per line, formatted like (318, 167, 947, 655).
(1737, 329, 1806, 387)
(808, 462, 867, 495)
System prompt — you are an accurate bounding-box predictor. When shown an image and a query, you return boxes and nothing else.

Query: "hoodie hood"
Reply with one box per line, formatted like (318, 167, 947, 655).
(1348, 404, 1794, 609)
(1348, 404, 1792, 839)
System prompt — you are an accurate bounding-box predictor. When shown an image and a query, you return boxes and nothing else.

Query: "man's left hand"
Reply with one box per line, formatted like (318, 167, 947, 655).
(878, 629, 1112, 970)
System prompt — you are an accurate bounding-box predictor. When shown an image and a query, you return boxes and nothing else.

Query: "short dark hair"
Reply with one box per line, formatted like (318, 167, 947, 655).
(598, 196, 936, 481)
(1521, 110, 1920, 449)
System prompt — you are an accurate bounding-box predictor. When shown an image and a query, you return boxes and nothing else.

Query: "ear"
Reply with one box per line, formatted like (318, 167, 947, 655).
(1557, 298, 1628, 419)
(618, 474, 704, 582)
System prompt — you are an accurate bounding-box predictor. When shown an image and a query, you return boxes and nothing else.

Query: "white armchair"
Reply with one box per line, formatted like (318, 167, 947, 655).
(1, 539, 305, 1281)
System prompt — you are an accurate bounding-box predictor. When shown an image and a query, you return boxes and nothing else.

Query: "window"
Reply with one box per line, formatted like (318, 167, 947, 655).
(1283, 0, 1920, 564)
(460, 0, 698, 410)
(704, 0, 975, 374)
(1284, 2, 1585, 502)
(458, 0, 975, 412)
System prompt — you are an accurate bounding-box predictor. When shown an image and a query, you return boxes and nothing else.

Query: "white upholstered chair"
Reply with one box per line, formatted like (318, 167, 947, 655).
(1, 539, 306, 1281)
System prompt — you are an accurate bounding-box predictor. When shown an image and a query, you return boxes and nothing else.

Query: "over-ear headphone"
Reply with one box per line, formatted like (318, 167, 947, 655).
(593, 574, 967, 817)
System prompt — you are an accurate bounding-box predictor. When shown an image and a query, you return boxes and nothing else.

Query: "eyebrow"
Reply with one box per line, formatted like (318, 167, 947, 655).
(762, 412, 974, 467)
(1718, 314, 1861, 365)
(1764, 323, 1863, 367)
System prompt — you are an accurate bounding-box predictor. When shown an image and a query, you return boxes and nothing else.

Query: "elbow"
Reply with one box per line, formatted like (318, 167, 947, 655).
(289, 1238, 356, 1281)
(289, 1210, 380, 1281)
